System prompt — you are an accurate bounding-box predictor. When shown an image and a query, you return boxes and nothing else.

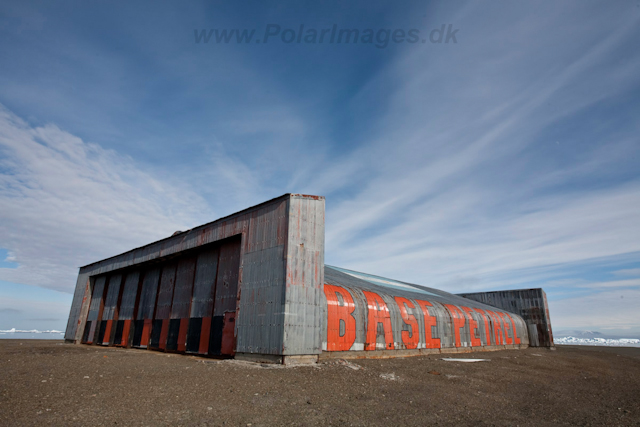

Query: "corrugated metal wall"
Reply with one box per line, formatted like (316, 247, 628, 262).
(151, 263, 176, 350)
(186, 248, 219, 354)
(66, 194, 326, 358)
(321, 266, 529, 355)
(282, 195, 325, 355)
(133, 267, 160, 348)
(81, 276, 106, 344)
(458, 289, 554, 347)
(98, 274, 121, 346)
(77, 237, 242, 357)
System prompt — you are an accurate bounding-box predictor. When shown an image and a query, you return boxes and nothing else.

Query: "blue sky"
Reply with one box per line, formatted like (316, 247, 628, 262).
(0, 0, 639, 336)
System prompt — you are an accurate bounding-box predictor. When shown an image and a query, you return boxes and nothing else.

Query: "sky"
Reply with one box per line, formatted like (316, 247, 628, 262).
(0, 0, 639, 337)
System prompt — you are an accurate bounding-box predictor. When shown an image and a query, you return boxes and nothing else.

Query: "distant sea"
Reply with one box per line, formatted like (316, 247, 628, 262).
(0, 328, 65, 340)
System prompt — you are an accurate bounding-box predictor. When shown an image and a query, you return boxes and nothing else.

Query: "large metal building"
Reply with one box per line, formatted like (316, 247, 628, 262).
(65, 194, 553, 363)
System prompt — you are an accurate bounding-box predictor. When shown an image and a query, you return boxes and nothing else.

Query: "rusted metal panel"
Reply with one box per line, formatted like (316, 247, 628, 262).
(186, 248, 219, 354)
(235, 199, 290, 355)
(167, 257, 196, 352)
(213, 238, 241, 316)
(210, 237, 241, 356)
(133, 267, 161, 348)
(67, 194, 299, 358)
(118, 271, 141, 320)
(189, 248, 220, 318)
(114, 271, 141, 347)
(235, 244, 286, 355)
(99, 274, 123, 345)
(150, 263, 176, 350)
(101, 274, 123, 321)
(282, 195, 325, 355)
(82, 275, 107, 344)
(155, 264, 177, 319)
(221, 312, 236, 355)
(458, 289, 554, 347)
(322, 266, 529, 354)
(65, 271, 92, 341)
(171, 258, 197, 319)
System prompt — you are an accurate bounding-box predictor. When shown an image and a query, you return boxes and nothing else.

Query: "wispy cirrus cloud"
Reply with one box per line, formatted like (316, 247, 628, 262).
(315, 1, 640, 298)
(0, 105, 213, 291)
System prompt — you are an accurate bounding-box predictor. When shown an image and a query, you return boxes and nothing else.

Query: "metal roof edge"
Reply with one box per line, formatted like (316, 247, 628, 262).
(458, 288, 545, 295)
(79, 193, 322, 269)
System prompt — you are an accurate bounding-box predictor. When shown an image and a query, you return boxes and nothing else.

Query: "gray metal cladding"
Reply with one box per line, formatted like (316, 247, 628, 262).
(459, 288, 553, 347)
(170, 257, 196, 319)
(213, 238, 241, 316)
(87, 276, 107, 322)
(118, 271, 140, 320)
(67, 194, 292, 341)
(101, 274, 122, 321)
(64, 272, 91, 340)
(282, 195, 325, 355)
(189, 248, 219, 318)
(235, 198, 291, 355)
(137, 268, 161, 320)
(322, 266, 529, 352)
(81, 275, 107, 344)
(155, 264, 177, 320)
(236, 244, 286, 355)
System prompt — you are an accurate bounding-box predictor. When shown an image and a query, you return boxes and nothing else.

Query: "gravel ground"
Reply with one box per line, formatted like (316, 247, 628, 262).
(1, 340, 639, 426)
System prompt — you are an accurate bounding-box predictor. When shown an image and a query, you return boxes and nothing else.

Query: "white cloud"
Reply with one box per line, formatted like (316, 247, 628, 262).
(313, 2, 640, 300)
(581, 279, 640, 289)
(549, 289, 640, 331)
(0, 105, 212, 292)
(613, 268, 640, 277)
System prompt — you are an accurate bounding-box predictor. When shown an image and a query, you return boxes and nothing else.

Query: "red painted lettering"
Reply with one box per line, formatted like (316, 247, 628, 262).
(415, 300, 441, 348)
(503, 313, 521, 344)
(324, 284, 357, 351)
(497, 312, 513, 345)
(486, 310, 503, 345)
(461, 306, 482, 347)
(363, 291, 394, 350)
(472, 308, 491, 346)
(443, 304, 466, 347)
(394, 297, 419, 349)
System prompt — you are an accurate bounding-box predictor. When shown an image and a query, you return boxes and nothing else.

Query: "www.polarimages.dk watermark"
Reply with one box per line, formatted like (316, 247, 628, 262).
(194, 24, 459, 48)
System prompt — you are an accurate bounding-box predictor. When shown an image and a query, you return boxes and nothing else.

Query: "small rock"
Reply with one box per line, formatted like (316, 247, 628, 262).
(379, 373, 398, 381)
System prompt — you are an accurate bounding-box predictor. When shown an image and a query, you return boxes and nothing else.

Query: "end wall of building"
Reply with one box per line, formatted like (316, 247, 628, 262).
(458, 289, 554, 347)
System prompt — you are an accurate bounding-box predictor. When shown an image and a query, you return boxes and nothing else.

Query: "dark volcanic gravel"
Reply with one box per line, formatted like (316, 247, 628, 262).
(1, 340, 639, 426)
